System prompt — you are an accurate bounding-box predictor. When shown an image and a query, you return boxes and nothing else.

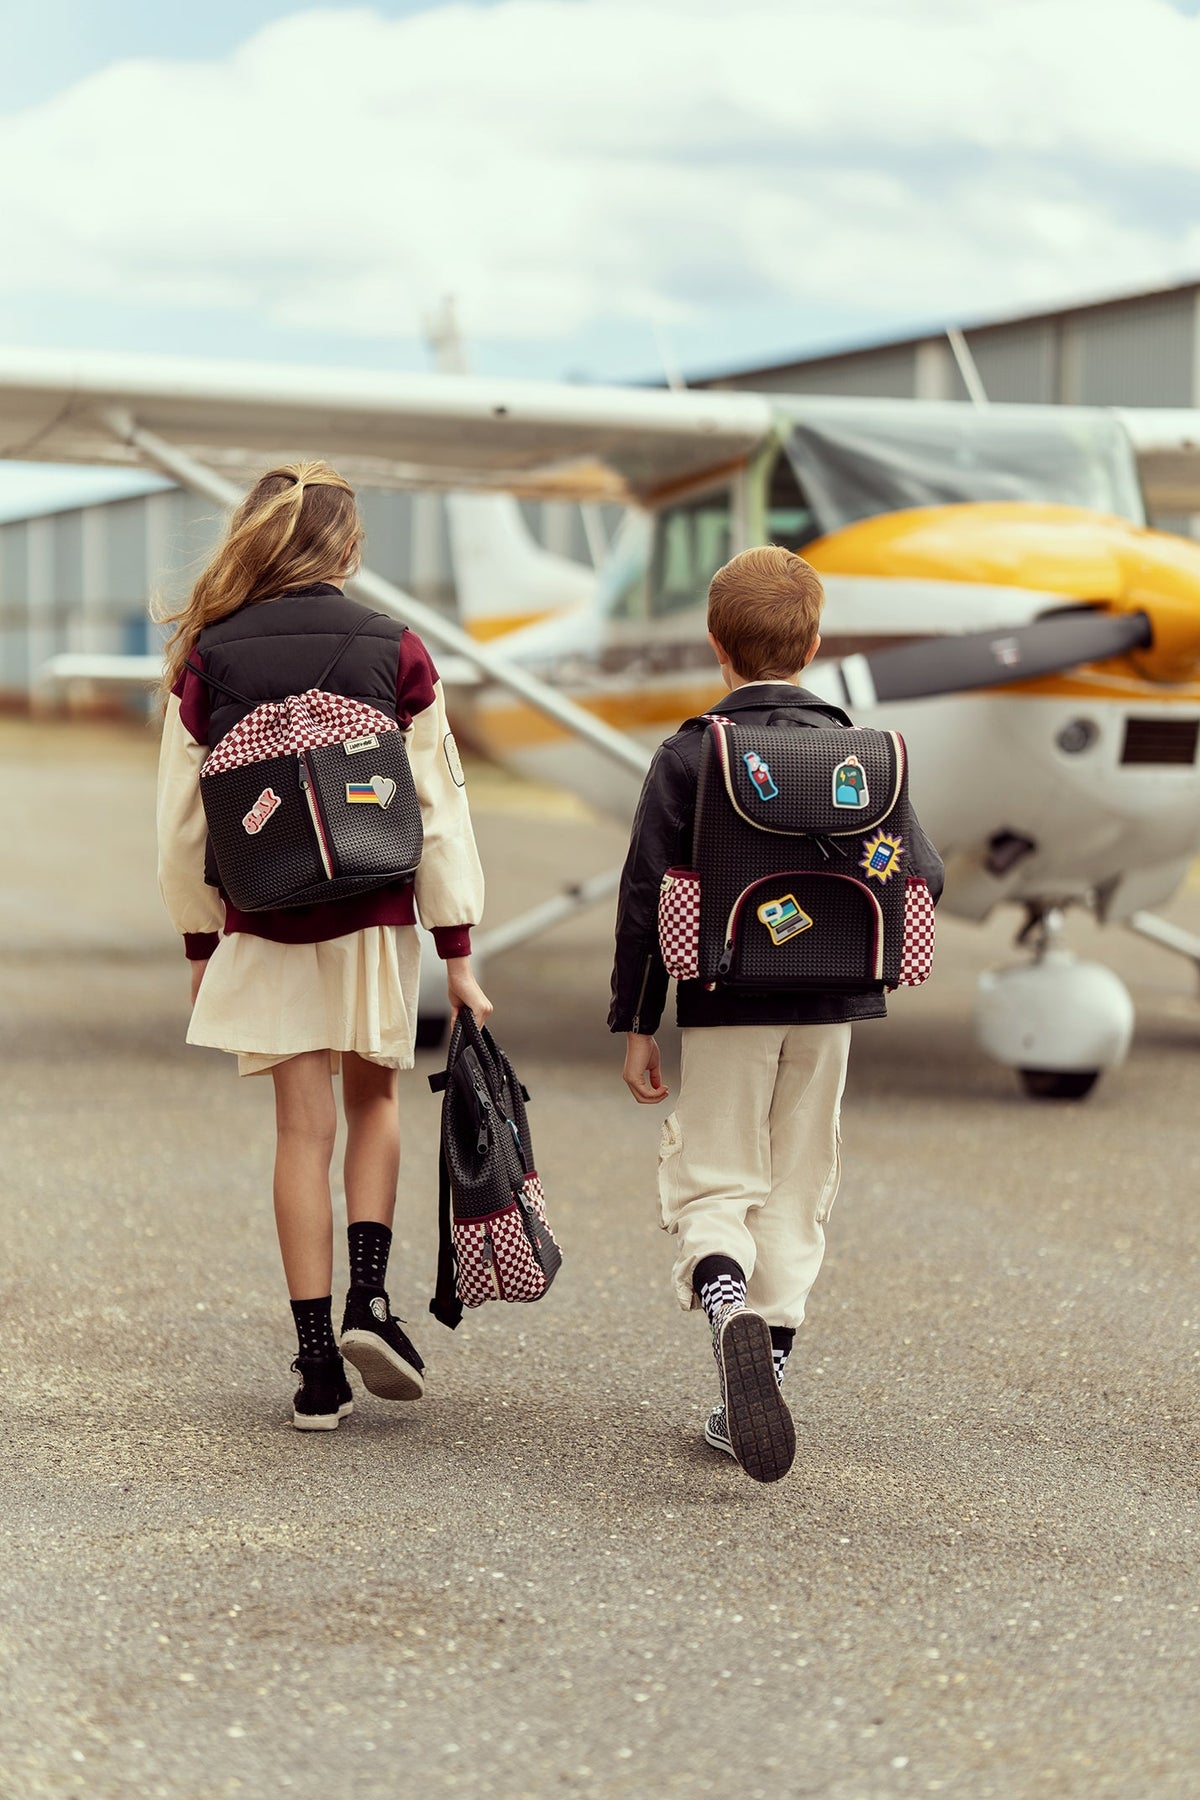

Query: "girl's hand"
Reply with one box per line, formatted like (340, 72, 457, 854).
(623, 1033, 669, 1104)
(189, 957, 210, 1005)
(446, 957, 493, 1026)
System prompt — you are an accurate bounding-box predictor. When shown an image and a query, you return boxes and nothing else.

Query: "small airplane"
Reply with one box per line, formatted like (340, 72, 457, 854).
(6, 341, 1200, 1098)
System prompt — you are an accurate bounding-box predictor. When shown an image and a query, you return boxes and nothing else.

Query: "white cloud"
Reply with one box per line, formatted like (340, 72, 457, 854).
(1, 0, 1199, 354)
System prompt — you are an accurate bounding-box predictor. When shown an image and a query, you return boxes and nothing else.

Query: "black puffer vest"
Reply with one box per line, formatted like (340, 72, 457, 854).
(197, 585, 407, 749)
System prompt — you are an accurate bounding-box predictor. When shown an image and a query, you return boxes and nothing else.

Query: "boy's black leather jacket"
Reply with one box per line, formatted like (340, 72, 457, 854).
(608, 683, 945, 1034)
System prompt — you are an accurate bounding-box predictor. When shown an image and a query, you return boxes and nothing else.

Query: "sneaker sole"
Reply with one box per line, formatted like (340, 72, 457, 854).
(340, 1330, 425, 1401)
(718, 1312, 796, 1483)
(292, 1400, 354, 1432)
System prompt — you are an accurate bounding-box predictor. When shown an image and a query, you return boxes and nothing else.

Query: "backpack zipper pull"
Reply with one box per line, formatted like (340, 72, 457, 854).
(717, 942, 733, 977)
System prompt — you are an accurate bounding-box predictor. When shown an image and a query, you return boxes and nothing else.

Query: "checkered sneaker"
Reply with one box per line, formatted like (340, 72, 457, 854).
(658, 867, 702, 982)
(897, 877, 936, 986)
(203, 689, 400, 776)
(451, 1175, 561, 1309)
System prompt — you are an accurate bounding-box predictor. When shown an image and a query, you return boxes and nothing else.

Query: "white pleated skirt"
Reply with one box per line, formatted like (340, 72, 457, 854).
(187, 925, 422, 1077)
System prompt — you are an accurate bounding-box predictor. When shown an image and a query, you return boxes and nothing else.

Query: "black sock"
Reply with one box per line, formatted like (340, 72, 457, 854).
(348, 1221, 392, 1292)
(770, 1325, 796, 1389)
(693, 1254, 747, 1330)
(291, 1296, 337, 1361)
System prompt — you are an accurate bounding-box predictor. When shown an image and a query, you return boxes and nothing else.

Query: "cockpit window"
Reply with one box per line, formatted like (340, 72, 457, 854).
(766, 452, 820, 551)
(780, 400, 1146, 533)
(649, 487, 732, 616)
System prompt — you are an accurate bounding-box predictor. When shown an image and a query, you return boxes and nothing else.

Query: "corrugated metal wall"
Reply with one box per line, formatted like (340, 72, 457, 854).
(0, 487, 599, 700)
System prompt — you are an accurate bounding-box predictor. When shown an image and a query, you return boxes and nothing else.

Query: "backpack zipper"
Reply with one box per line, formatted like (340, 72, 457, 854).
(479, 1226, 503, 1298)
(716, 871, 885, 981)
(298, 753, 335, 880)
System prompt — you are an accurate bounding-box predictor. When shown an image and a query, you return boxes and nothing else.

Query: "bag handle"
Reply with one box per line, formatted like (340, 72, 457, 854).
(184, 610, 384, 708)
(429, 1141, 464, 1331)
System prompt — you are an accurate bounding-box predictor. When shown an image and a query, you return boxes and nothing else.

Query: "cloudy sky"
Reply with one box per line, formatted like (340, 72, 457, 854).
(1, 0, 1199, 398)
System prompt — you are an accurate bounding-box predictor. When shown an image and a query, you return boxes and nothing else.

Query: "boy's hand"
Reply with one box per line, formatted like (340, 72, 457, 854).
(447, 957, 493, 1026)
(623, 1033, 669, 1104)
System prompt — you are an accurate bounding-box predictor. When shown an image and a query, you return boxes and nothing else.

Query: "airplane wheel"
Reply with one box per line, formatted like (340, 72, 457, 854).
(1018, 1068, 1100, 1102)
(415, 1013, 449, 1051)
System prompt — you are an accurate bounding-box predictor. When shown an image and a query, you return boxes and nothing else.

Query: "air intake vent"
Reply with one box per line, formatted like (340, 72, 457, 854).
(1120, 717, 1200, 766)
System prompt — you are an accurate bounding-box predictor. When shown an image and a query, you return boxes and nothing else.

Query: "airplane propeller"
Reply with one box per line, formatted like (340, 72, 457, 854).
(837, 608, 1154, 707)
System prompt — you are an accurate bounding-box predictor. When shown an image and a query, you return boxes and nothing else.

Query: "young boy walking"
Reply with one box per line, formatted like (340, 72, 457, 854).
(609, 547, 943, 1483)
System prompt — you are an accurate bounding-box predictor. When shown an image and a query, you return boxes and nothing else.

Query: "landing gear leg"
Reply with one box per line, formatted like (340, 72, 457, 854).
(975, 906, 1134, 1101)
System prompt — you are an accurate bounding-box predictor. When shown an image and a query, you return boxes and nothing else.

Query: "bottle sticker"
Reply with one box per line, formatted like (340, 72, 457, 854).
(742, 751, 778, 800)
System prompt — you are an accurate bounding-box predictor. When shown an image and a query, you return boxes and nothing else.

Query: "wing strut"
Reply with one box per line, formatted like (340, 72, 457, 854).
(103, 410, 651, 781)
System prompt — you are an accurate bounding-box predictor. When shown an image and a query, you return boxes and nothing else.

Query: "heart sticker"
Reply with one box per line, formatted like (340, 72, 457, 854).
(370, 775, 396, 809)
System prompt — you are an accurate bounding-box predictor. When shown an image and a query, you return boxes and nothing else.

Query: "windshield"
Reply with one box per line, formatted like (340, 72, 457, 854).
(780, 400, 1146, 533)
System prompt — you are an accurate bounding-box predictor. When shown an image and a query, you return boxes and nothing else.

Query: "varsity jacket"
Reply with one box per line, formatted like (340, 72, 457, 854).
(608, 682, 945, 1033)
(157, 584, 484, 962)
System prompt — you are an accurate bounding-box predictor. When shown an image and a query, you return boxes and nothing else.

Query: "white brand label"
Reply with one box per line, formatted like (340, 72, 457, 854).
(343, 734, 380, 756)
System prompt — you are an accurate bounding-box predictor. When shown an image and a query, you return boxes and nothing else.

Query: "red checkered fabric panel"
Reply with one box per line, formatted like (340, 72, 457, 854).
(658, 868, 701, 981)
(897, 877, 936, 986)
(451, 1175, 559, 1309)
(203, 690, 400, 776)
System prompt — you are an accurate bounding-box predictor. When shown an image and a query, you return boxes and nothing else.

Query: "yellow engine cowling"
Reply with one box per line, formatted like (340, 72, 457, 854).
(803, 502, 1200, 687)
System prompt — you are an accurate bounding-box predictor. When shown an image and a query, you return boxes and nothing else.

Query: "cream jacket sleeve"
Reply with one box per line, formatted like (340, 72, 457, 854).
(409, 680, 485, 947)
(156, 695, 224, 953)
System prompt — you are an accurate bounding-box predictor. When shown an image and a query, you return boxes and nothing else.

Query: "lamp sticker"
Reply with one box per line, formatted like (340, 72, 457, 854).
(832, 754, 869, 809)
(860, 830, 903, 883)
(742, 751, 779, 800)
(756, 895, 813, 945)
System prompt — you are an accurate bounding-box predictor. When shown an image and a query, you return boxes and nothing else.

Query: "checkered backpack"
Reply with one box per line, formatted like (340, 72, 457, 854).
(428, 1009, 562, 1329)
(658, 715, 935, 992)
(186, 613, 423, 913)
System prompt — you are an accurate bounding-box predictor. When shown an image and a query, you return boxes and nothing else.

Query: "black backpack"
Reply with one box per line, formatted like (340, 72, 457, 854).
(657, 713, 935, 992)
(187, 614, 423, 913)
(429, 1010, 562, 1330)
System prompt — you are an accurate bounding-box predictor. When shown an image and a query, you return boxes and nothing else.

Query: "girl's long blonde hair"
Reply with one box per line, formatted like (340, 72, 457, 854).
(158, 460, 364, 704)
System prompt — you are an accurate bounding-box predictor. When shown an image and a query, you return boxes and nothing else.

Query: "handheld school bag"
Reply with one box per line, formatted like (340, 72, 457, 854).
(186, 613, 423, 913)
(658, 715, 935, 991)
(428, 1008, 562, 1329)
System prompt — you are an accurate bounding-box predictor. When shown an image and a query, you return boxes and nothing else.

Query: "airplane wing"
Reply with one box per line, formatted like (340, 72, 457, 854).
(0, 347, 772, 507)
(1115, 408, 1200, 516)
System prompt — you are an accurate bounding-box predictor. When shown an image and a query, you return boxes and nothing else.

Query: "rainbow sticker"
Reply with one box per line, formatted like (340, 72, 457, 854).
(345, 775, 397, 808)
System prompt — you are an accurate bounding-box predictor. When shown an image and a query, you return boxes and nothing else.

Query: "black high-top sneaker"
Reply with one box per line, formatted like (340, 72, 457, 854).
(291, 1354, 354, 1431)
(340, 1289, 425, 1401)
(713, 1303, 796, 1483)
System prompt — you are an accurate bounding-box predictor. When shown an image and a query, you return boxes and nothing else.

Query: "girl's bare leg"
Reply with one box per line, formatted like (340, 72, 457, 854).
(341, 1052, 400, 1227)
(270, 1050, 339, 1299)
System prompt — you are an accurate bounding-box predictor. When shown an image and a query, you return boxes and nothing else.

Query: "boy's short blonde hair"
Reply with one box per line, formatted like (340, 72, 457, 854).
(707, 546, 824, 681)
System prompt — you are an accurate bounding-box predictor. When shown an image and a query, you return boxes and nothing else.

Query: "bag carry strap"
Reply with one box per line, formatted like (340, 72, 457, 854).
(429, 1140, 464, 1331)
(184, 610, 384, 708)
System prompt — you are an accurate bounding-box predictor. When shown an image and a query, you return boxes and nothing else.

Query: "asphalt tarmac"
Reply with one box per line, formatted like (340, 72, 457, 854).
(0, 717, 1196, 1800)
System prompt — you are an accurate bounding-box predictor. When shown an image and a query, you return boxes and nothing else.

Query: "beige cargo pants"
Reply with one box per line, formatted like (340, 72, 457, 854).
(657, 1022, 851, 1327)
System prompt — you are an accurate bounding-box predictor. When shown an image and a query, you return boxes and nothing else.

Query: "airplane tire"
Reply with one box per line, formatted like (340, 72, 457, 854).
(1018, 1068, 1100, 1102)
(415, 1013, 449, 1052)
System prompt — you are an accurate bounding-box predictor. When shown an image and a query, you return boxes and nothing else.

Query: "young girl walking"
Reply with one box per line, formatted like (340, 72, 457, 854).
(156, 462, 490, 1429)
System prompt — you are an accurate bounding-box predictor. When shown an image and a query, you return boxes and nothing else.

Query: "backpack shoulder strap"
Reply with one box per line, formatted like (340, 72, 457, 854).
(313, 610, 385, 689)
(182, 660, 253, 706)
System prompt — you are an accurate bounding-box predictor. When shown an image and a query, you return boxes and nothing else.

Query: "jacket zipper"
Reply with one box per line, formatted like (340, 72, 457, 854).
(630, 951, 654, 1032)
(299, 753, 335, 880)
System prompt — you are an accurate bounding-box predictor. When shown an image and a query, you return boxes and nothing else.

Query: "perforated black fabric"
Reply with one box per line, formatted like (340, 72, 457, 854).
(308, 736, 423, 882)
(694, 721, 913, 989)
(201, 755, 327, 911)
